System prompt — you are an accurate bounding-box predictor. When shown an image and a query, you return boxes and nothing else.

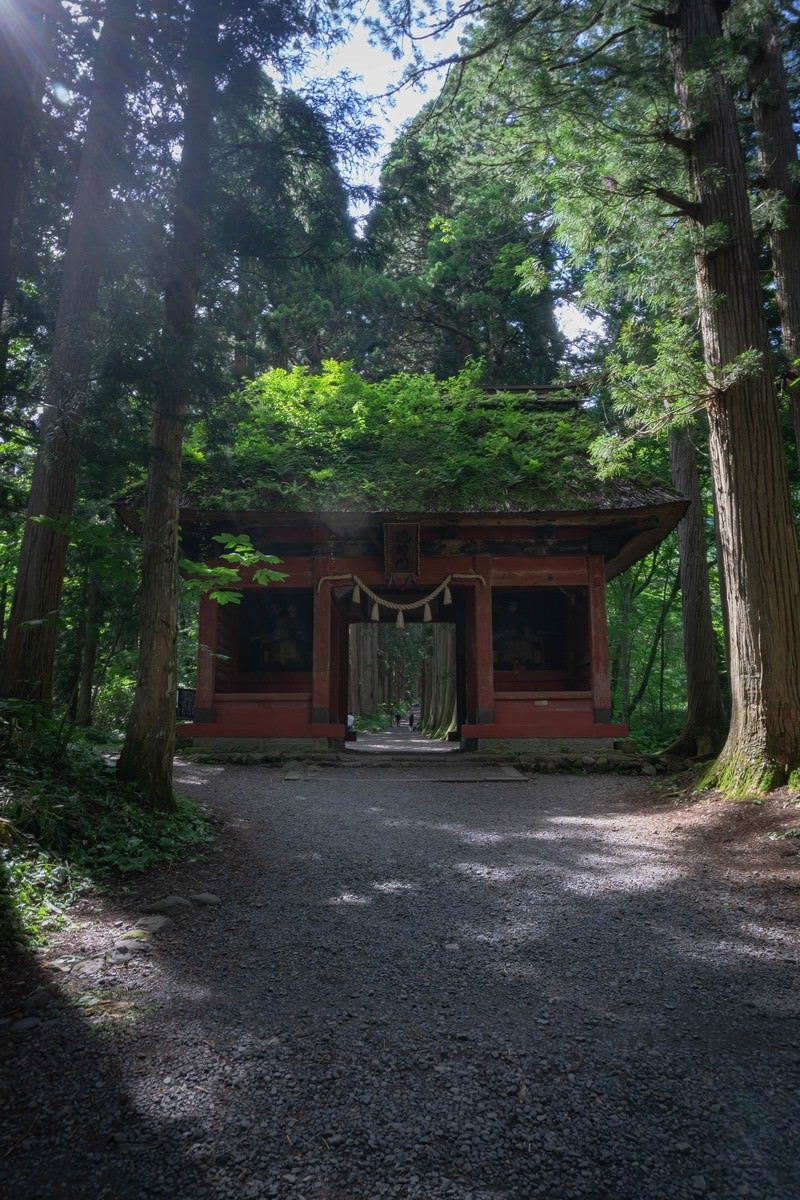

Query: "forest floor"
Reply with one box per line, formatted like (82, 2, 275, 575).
(2, 760, 800, 1200)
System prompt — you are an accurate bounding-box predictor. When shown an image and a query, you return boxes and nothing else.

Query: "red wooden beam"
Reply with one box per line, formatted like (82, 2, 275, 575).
(312, 563, 334, 722)
(588, 554, 613, 722)
(473, 557, 494, 723)
(460, 720, 628, 738)
(194, 595, 218, 722)
(177, 722, 345, 739)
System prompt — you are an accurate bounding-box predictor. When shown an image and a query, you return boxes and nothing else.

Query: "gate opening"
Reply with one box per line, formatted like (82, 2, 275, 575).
(346, 622, 459, 753)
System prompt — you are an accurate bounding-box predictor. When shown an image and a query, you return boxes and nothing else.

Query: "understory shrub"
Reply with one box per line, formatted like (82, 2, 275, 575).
(0, 702, 212, 945)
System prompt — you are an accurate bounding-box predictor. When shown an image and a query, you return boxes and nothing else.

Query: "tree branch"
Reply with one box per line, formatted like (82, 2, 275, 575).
(551, 26, 636, 70)
(660, 128, 692, 154)
(644, 7, 679, 30)
(381, 5, 547, 98)
(649, 187, 702, 218)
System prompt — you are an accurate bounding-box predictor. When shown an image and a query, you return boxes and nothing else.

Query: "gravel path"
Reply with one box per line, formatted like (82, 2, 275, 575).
(2, 762, 800, 1200)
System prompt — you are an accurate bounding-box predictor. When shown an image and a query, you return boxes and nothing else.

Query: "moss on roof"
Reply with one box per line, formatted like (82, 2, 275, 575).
(179, 362, 675, 515)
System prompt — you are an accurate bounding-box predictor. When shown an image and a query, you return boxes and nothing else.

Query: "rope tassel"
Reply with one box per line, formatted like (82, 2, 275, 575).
(396, 609, 405, 629)
(423, 602, 432, 622)
(371, 602, 380, 622)
(443, 585, 452, 605)
(352, 584, 361, 605)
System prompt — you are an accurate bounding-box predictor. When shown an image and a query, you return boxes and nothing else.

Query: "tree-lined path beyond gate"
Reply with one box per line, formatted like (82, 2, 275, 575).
(3, 764, 800, 1199)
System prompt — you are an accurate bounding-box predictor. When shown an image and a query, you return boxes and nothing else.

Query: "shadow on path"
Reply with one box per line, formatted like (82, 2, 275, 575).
(3, 767, 799, 1199)
(1, 894, 215, 1198)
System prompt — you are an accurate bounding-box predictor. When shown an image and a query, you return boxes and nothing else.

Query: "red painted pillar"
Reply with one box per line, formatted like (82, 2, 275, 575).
(194, 595, 218, 722)
(473, 558, 494, 724)
(588, 555, 612, 723)
(312, 566, 333, 723)
(328, 592, 348, 724)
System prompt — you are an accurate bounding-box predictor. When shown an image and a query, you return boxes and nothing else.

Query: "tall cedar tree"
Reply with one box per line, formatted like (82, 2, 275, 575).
(208, 78, 358, 376)
(665, 426, 727, 756)
(363, 108, 563, 383)
(0, 0, 58, 317)
(115, 0, 354, 803)
(664, 0, 800, 791)
(116, 0, 221, 805)
(384, 0, 798, 779)
(1, 0, 136, 705)
(420, 624, 457, 737)
(747, 9, 800, 460)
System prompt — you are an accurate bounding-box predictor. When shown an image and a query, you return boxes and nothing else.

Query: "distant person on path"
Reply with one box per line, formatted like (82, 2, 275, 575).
(394, 712, 402, 727)
(408, 710, 415, 730)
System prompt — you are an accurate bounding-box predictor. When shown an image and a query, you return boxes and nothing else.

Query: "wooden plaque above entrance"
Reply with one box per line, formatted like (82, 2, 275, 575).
(383, 522, 420, 585)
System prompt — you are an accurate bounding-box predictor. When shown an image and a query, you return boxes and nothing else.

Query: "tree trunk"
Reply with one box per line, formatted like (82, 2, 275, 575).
(0, 0, 56, 316)
(0, 579, 7, 658)
(76, 578, 103, 726)
(421, 624, 456, 737)
(748, 11, 800, 461)
(363, 623, 378, 714)
(667, 0, 800, 793)
(0, 0, 135, 705)
(663, 426, 728, 756)
(349, 623, 375, 717)
(709, 480, 731, 699)
(117, 0, 220, 807)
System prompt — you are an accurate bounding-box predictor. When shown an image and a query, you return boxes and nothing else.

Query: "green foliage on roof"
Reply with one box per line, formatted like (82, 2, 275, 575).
(182, 361, 633, 512)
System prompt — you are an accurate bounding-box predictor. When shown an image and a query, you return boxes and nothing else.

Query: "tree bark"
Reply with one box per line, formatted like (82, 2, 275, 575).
(748, 11, 800, 461)
(75, 577, 103, 726)
(421, 623, 456, 737)
(0, 580, 6, 653)
(117, 0, 220, 807)
(349, 623, 375, 716)
(663, 426, 727, 756)
(0, 0, 135, 705)
(667, 0, 800, 792)
(0, 0, 57, 317)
